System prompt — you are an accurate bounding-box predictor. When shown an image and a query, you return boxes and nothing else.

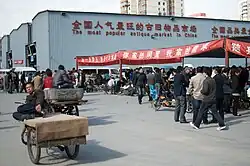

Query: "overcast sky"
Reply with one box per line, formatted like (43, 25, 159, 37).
(0, 0, 239, 37)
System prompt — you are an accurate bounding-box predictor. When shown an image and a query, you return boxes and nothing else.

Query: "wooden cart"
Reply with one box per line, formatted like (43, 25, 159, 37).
(44, 88, 85, 116)
(21, 114, 89, 164)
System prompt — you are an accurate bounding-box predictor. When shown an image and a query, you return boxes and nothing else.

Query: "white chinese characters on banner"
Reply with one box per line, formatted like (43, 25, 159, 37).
(123, 52, 129, 59)
(139, 52, 145, 59)
(247, 46, 250, 55)
(154, 51, 161, 59)
(132, 52, 138, 59)
(146, 51, 153, 59)
(200, 42, 210, 51)
(176, 48, 183, 57)
(111, 54, 117, 60)
(231, 43, 241, 53)
(166, 49, 173, 57)
(191, 45, 199, 53)
(184, 47, 191, 55)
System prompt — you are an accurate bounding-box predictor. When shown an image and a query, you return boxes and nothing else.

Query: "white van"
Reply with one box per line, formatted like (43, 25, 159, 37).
(79, 66, 119, 77)
(12, 67, 36, 73)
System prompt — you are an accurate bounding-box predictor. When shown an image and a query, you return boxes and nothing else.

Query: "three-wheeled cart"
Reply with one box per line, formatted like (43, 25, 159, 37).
(21, 114, 89, 164)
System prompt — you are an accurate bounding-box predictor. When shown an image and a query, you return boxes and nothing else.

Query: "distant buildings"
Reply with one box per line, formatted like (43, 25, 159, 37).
(239, 0, 250, 20)
(120, 0, 184, 16)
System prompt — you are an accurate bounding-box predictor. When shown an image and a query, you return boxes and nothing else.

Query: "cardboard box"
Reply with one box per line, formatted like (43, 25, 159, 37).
(24, 114, 88, 143)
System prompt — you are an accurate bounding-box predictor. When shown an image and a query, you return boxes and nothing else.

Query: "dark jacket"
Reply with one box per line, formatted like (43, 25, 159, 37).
(132, 71, 139, 86)
(231, 75, 241, 94)
(26, 89, 45, 108)
(173, 73, 188, 97)
(222, 74, 232, 94)
(201, 76, 216, 102)
(53, 70, 72, 88)
(135, 73, 147, 87)
(154, 73, 163, 84)
(213, 74, 224, 99)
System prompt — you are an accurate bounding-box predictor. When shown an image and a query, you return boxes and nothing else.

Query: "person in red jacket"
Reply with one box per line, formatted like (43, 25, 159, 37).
(43, 69, 53, 89)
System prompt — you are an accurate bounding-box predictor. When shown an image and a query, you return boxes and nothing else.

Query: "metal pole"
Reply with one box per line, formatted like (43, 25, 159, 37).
(224, 38, 229, 67)
(119, 59, 123, 80)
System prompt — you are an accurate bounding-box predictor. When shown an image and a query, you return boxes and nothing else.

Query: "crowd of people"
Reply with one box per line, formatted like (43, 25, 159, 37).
(130, 65, 250, 131)
(2, 63, 250, 131)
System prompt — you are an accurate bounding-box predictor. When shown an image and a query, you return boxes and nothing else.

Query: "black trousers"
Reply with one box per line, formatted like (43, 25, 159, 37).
(194, 101, 225, 128)
(137, 86, 145, 104)
(174, 96, 186, 122)
(232, 95, 240, 116)
(12, 103, 35, 121)
(223, 94, 231, 113)
(216, 98, 224, 120)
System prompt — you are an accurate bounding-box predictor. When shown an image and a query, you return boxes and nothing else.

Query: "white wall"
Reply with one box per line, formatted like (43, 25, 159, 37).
(1, 35, 9, 68)
(37, 11, 249, 70)
(9, 23, 29, 67)
(32, 12, 50, 71)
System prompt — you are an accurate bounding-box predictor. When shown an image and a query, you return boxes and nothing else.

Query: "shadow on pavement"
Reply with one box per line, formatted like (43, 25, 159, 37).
(39, 148, 70, 165)
(156, 107, 175, 112)
(84, 93, 101, 97)
(79, 108, 97, 112)
(88, 115, 117, 126)
(39, 140, 127, 165)
(0, 120, 9, 122)
(0, 125, 19, 130)
(68, 139, 127, 165)
(81, 98, 100, 105)
(0, 112, 14, 116)
(225, 112, 250, 125)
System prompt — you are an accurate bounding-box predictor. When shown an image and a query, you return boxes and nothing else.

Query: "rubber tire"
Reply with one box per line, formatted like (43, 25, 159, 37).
(74, 106, 79, 116)
(27, 129, 41, 164)
(67, 105, 79, 116)
(186, 101, 193, 113)
(154, 100, 161, 111)
(21, 127, 27, 145)
(65, 145, 80, 159)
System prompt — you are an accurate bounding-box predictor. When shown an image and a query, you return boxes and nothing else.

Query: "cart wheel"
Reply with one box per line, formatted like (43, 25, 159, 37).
(65, 145, 80, 159)
(154, 100, 161, 111)
(67, 105, 79, 116)
(21, 127, 27, 145)
(27, 129, 41, 164)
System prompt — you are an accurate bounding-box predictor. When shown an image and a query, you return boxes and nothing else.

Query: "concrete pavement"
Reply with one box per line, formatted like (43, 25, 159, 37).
(0, 92, 250, 166)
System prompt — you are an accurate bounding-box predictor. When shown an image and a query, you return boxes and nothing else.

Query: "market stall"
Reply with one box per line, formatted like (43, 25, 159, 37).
(75, 38, 250, 78)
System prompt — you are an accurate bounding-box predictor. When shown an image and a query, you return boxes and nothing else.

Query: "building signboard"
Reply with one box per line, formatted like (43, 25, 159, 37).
(72, 20, 198, 38)
(71, 18, 250, 41)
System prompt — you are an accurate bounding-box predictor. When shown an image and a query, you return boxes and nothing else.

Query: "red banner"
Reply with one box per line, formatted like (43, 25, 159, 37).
(14, 60, 24, 64)
(76, 39, 224, 66)
(226, 39, 250, 57)
(77, 52, 120, 66)
(120, 39, 224, 63)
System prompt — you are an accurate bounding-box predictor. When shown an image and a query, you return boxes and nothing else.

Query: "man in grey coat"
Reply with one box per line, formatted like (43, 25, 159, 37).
(190, 67, 226, 131)
(187, 66, 208, 124)
(53, 65, 73, 88)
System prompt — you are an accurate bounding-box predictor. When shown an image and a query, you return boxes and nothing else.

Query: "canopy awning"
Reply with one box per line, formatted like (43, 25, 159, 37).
(76, 38, 250, 67)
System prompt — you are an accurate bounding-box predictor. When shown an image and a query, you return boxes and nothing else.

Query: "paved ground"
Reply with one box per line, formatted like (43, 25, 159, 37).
(0, 92, 250, 166)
